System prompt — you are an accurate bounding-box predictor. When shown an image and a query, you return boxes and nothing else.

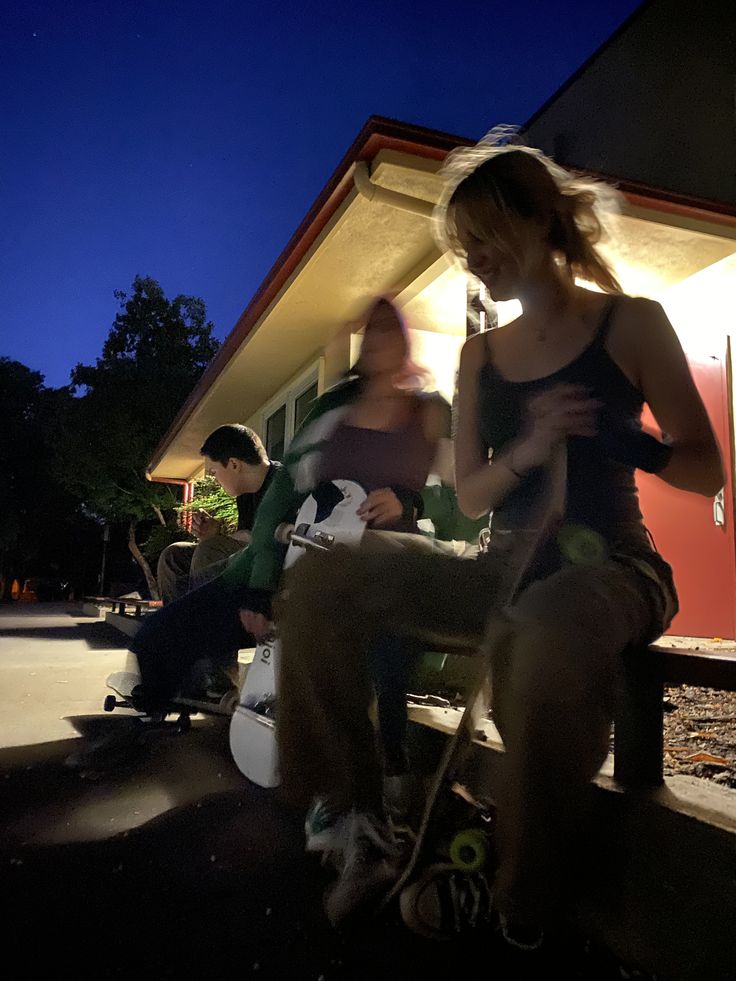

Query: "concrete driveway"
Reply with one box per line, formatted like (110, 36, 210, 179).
(0, 603, 640, 980)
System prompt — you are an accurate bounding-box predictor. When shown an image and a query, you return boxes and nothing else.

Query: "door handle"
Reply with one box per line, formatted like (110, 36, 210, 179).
(713, 488, 726, 527)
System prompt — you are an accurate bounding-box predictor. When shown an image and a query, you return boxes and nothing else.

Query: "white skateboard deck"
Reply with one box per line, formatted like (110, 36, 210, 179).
(230, 480, 367, 787)
(229, 638, 280, 788)
(283, 479, 367, 569)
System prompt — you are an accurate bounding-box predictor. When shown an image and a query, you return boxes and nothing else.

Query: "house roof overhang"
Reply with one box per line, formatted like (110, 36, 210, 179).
(148, 116, 472, 483)
(148, 116, 736, 485)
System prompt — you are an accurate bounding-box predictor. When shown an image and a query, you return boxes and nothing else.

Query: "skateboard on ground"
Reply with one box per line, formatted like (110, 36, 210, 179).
(229, 479, 368, 788)
(104, 654, 240, 721)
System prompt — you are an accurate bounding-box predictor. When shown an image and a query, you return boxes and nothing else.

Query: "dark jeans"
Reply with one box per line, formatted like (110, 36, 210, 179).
(369, 635, 420, 775)
(129, 575, 254, 708)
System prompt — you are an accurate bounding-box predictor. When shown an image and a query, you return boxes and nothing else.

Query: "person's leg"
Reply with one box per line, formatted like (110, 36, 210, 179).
(276, 534, 499, 813)
(369, 540, 481, 780)
(189, 536, 243, 591)
(368, 634, 420, 777)
(277, 535, 502, 924)
(490, 557, 672, 930)
(157, 542, 196, 604)
(129, 575, 253, 710)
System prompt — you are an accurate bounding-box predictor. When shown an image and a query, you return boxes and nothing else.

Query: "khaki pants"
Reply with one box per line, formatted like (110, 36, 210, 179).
(276, 530, 675, 923)
(157, 536, 243, 604)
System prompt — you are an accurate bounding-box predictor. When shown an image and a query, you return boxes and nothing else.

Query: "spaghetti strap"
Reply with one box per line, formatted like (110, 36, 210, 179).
(595, 295, 621, 346)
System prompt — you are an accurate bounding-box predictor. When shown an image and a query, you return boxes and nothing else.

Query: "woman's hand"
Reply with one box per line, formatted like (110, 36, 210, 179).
(511, 384, 602, 472)
(357, 488, 404, 526)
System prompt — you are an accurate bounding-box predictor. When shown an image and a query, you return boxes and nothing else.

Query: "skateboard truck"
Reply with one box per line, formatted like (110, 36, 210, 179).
(287, 523, 334, 553)
(104, 694, 130, 712)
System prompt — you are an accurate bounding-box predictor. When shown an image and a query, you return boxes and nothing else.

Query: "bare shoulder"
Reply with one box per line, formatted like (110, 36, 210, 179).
(611, 295, 671, 337)
(607, 295, 678, 387)
(420, 391, 452, 440)
(459, 331, 488, 370)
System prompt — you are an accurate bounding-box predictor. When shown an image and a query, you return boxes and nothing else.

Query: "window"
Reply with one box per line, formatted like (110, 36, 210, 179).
(260, 364, 320, 461)
(265, 404, 286, 461)
(294, 381, 318, 432)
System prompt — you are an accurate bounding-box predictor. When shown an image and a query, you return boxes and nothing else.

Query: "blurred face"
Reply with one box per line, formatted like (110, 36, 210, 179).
(357, 302, 408, 378)
(454, 202, 549, 302)
(203, 456, 240, 497)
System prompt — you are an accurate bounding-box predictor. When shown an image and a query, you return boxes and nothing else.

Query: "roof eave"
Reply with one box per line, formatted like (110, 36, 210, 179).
(147, 115, 471, 478)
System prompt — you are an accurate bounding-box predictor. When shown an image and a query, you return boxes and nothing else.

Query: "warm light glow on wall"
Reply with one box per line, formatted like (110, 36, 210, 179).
(658, 254, 736, 357)
(495, 298, 523, 327)
(407, 328, 464, 402)
(580, 252, 736, 358)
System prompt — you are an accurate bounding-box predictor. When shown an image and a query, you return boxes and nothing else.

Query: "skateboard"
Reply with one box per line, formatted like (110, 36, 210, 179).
(104, 660, 239, 721)
(229, 479, 368, 788)
(282, 479, 367, 570)
(386, 447, 568, 926)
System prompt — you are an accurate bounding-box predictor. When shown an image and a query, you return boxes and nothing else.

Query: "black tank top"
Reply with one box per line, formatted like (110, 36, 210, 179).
(478, 298, 652, 553)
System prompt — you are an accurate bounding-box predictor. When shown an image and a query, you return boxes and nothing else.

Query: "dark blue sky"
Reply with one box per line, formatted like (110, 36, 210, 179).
(2, 0, 641, 388)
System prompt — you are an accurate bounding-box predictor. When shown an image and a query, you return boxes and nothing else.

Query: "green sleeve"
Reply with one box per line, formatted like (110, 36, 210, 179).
(420, 483, 489, 544)
(220, 464, 302, 593)
(420, 483, 454, 540)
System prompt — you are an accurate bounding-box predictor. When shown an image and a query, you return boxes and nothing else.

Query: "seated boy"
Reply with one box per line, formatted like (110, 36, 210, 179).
(157, 425, 273, 603)
(127, 426, 281, 709)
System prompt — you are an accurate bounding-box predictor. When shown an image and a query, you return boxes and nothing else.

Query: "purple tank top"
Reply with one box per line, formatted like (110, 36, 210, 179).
(317, 400, 435, 533)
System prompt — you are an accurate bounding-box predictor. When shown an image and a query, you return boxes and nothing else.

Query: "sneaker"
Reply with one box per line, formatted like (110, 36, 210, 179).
(399, 863, 494, 940)
(323, 811, 399, 926)
(304, 798, 349, 861)
(129, 684, 164, 716)
(180, 662, 238, 712)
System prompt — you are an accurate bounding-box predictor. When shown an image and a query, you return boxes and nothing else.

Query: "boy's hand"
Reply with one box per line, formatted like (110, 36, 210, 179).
(192, 510, 221, 541)
(239, 608, 273, 642)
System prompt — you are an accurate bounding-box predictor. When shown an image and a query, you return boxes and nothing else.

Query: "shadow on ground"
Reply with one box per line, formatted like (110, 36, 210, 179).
(0, 620, 127, 649)
(1, 726, 636, 980)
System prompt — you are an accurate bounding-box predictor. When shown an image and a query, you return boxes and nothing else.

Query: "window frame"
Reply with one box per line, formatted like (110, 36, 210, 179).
(259, 360, 321, 458)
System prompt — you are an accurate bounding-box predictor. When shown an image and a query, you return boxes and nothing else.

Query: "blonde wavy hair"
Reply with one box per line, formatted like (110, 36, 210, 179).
(436, 126, 622, 294)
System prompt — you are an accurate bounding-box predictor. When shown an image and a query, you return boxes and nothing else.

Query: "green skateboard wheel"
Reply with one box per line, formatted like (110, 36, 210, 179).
(449, 828, 487, 871)
(557, 523, 608, 565)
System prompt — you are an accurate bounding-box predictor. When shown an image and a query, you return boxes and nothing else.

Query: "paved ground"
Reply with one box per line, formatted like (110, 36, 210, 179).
(0, 603, 642, 979)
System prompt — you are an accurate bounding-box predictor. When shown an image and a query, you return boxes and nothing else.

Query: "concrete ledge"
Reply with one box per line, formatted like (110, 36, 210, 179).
(104, 611, 144, 639)
(80, 602, 102, 617)
(408, 707, 736, 981)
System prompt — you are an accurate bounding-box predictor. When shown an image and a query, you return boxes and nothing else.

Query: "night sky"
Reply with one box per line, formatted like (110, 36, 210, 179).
(2, 0, 641, 388)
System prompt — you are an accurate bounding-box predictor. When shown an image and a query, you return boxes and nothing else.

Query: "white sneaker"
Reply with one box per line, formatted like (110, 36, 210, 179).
(323, 811, 399, 926)
(304, 798, 349, 860)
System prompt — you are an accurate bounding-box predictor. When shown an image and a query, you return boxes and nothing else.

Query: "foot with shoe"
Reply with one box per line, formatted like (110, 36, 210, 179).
(304, 799, 401, 925)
